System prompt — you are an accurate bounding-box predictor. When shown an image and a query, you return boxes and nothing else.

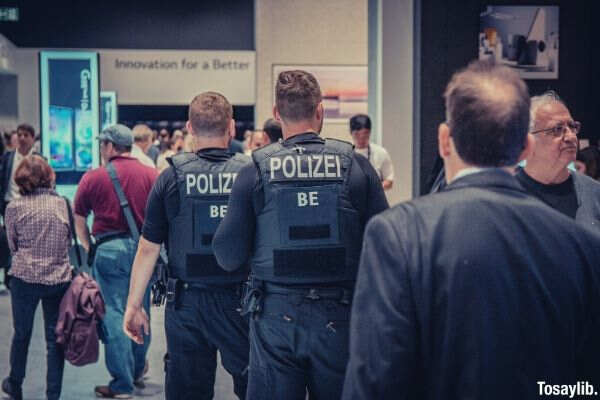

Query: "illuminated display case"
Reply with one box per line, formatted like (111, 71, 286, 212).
(39, 51, 100, 183)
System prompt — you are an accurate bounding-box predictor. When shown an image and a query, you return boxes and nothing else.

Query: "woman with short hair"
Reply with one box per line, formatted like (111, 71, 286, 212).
(1, 155, 72, 400)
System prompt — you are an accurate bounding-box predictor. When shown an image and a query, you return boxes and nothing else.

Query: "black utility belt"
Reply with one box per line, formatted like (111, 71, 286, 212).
(261, 281, 353, 302)
(87, 231, 131, 266)
(166, 277, 243, 306)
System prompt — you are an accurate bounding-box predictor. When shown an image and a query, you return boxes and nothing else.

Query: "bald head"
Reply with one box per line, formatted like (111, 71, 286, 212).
(444, 60, 530, 166)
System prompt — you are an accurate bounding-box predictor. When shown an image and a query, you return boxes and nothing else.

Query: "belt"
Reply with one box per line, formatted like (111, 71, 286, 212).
(261, 282, 353, 302)
(87, 231, 131, 266)
(93, 231, 131, 246)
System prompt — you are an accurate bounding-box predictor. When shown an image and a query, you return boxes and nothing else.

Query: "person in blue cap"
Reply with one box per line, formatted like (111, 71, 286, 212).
(74, 124, 158, 399)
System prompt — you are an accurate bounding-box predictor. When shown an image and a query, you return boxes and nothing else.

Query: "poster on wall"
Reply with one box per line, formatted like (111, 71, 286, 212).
(479, 6, 559, 79)
(40, 51, 100, 180)
(272, 65, 367, 123)
(100, 91, 118, 130)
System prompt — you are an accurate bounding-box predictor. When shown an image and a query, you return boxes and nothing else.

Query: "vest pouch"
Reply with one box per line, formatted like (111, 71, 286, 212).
(186, 198, 229, 278)
(273, 184, 346, 278)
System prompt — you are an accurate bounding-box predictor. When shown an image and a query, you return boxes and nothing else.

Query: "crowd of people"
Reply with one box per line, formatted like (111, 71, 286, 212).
(0, 59, 598, 400)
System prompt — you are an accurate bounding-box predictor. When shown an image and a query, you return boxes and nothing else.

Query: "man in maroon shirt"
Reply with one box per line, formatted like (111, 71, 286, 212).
(74, 124, 158, 399)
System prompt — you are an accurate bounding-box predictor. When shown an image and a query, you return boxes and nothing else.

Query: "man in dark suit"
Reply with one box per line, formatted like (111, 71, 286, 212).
(0, 124, 37, 215)
(0, 124, 37, 292)
(342, 60, 600, 400)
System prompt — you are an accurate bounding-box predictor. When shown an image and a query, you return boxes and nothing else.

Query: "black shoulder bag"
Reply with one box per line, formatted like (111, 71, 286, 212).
(64, 196, 87, 274)
(106, 162, 168, 306)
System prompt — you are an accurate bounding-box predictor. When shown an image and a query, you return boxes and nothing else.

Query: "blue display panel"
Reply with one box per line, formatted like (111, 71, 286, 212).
(100, 91, 118, 131)
(40, 51, 100, 183)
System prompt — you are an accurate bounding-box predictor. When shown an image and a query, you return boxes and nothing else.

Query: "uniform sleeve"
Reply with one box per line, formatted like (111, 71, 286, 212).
(379, 147, 394, 182)
(342, 211, 417, 400)
(352, 154, 389, 221)
(142, 167, 175, 244)
(213, 163, 258, 271)
(73, 172, 92, 217)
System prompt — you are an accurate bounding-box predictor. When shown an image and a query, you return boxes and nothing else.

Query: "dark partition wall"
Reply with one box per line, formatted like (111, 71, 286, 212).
(118, 105, 254, 140)
(418, 0, 599, 194)
(0, 0, 254, 50)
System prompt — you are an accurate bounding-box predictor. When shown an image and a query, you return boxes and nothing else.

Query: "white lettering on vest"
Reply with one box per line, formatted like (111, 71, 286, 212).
(185, 172, 238, 195)
(210, 204, 228, 218)
(324, 155, 336, 178)
(269, 154, 342, 180)
(296, 156, 308, 178)
(186, 174, 196, 195)
(270, 158, 282, 179)
(297, 191, 319, 207)
(282, 156, 296, 178)
(312, 155, 324, 178)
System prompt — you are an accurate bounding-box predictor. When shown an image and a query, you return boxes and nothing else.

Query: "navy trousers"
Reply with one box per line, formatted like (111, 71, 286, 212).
(164, 285, 249, 400)
(247, 292, 351, 400)
(8, 277, 69, 400)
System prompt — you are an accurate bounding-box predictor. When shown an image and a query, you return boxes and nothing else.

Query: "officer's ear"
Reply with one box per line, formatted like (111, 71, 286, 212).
(273, 105, 282, 122)
(185, 120, 194, 136)
(315, 103, 324, 122)
(228, 119, 236, 140)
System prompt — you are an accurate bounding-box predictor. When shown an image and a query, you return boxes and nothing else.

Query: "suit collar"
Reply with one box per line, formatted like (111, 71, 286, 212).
(443, 168, 525, 193)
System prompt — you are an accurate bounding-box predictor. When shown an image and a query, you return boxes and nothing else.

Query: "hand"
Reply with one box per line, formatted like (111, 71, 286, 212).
(123, 305, 149, 345)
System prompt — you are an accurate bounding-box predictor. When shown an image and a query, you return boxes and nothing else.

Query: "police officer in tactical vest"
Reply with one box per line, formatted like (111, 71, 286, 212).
(123, 92, 251, 399)
(213, 70, 389, 399)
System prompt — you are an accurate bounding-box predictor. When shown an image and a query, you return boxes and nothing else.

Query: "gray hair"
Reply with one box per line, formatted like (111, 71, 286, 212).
(529, 90, 565, 131)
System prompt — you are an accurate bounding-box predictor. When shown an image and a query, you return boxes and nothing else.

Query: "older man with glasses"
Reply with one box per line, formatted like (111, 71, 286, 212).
(515, 91, 600, 228)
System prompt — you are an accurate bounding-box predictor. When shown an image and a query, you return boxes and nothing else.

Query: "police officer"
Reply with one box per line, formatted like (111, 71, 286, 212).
(123, 92, 251, 400)
(213, 70, 389, 399)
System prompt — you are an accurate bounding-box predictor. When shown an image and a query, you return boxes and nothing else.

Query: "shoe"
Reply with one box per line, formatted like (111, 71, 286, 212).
(133, 359, 149, 388)
(94, 385, 132, 399)
(2, 377, 23, 400)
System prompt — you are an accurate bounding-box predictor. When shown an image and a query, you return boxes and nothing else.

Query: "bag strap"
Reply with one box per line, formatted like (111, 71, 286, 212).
(63, 196, 82, 270)
(105, 162, 140, 241)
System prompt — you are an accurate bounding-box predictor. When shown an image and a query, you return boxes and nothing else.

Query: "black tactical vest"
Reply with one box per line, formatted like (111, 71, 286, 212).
(251, 137, 362, 284)
(167, 151, 251, 284)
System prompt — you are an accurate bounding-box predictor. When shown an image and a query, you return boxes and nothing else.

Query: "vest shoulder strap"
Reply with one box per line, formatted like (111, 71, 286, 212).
(167, 152, 198, 170)
(230, 152, 252, 165)
(251, 142, 286, 165)
(324, 138, 354, 157)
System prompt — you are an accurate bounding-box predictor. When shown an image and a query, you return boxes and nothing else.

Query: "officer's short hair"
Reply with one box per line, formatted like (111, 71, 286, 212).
(444, 59, 530, 167)
(275, 70, 322, 122)
(188, 92, 233, 137)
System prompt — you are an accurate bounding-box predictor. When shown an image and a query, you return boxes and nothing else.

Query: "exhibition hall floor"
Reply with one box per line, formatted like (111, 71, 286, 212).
(0, 293, 236, 399)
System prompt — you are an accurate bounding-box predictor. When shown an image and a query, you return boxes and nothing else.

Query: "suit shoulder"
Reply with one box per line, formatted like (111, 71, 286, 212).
(573, 171, 600, 193)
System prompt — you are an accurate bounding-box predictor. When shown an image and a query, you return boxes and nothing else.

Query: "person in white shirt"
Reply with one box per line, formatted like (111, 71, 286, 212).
(349, 114, 394, 190)
(131, 124, 156, 168)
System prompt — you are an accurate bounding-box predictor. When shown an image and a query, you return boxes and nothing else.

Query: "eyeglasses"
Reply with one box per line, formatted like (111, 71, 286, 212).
(530, 121, 581, 139)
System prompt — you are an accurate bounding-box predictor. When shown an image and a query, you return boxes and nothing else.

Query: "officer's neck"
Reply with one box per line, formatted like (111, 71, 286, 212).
(281, 121, 320, 140)
(192, 135, 229, 152)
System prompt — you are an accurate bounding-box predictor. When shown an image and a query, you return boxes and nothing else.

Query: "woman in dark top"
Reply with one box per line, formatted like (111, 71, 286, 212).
(1, 155, 72, 400)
